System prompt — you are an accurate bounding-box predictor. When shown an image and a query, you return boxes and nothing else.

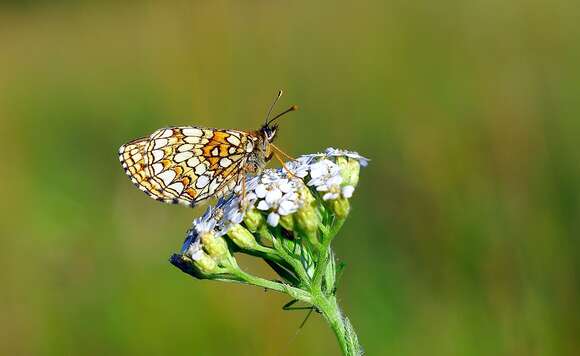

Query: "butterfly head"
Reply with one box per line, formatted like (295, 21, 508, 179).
(261, 123, 279, 142)
(259, 90, 298, 143)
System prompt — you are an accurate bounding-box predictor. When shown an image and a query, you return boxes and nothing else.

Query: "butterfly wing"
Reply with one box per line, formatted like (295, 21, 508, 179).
(119, 127, 257, 207)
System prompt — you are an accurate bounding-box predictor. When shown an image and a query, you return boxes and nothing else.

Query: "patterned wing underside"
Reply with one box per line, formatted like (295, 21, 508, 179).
(119, 127, 256, 206)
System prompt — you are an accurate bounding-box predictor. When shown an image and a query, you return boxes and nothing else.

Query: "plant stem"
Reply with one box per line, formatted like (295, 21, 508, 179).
(232, 247, 362, 356)
(229, 266, 312, 303)
(312, 292, 362, 356)
(312, 218, 345, 292)
(169, 253, 311, 303)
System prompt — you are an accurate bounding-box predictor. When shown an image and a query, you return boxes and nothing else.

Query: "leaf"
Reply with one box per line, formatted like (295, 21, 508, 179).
(264, 259, 301, 286)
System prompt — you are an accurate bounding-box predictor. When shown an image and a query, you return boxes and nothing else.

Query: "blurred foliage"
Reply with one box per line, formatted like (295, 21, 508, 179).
(0, 0, 579, 355)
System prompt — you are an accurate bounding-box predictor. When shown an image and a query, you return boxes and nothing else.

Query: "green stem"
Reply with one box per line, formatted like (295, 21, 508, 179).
(312, 218, 345, 292)
(170, 253, 311, 303)
(229, 266, 312, 303)
(312, 292, 362, 356)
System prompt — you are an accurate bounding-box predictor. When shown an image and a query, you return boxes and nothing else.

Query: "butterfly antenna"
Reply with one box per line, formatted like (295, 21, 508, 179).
(267, 105, 298, 125)
(265, 90, 284, 125)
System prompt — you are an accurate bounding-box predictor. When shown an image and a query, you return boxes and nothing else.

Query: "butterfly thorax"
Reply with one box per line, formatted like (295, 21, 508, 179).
(246, 125, 277, 174)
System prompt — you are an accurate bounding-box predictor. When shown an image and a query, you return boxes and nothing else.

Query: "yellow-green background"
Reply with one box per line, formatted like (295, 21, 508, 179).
(1, 1, 579, 355)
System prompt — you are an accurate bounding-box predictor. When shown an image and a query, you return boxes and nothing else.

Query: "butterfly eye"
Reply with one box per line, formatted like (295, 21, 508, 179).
(266, 125, 278, 141)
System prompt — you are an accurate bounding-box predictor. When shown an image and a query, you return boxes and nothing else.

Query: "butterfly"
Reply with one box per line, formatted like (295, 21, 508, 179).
(118, 91, 296, 207)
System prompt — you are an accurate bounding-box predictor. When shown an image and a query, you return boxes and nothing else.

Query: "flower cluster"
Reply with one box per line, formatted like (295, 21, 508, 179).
(251, 174, 302, 227)
(175, 147, 368, 277)
(170, 147, 367, 355)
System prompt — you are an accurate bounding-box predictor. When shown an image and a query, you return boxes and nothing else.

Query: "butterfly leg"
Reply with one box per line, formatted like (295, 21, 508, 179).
(241, 175, 247, 205)
(271, 143, 296, 161)
(269, 143, 300, 178)
(273, 151, 298, 179)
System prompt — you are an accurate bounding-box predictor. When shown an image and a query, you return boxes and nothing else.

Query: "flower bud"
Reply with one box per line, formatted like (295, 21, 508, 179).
(330, 198, 350, 219)
(279, 214, 294, 231)
(336, 156, 360, 188)
(243, 207, 264, 232)
(201, 232, 229, 260)
(193, 252, 218, 274)
(227, 224, 258, 250)
(295, 187, 319, 235)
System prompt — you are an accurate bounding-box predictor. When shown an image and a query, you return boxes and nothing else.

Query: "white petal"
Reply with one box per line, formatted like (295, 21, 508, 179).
(310, 169, 324, 180)
(257, 200, 270, 211)
(316, 184, 329, 192)
(278, 200, 297, 215)
(261, 171, 282, 184)
(307, 178, 324, 187)
(327, 175, 343, 187)
(255, 184, 267, 198)
(267, 212, 280, 227)
(195, 218, 215, 234)
(296, 169, 309, 178)
(282, 191, 298, 201)
(265, 189, 283, 205)
(309, 162, 326, 179)
(279, 180, 293, 193)
(190, 249, 204, 261)
(245, 192, 257, 202)
(323, 192, 339, 201)
(342, 185, 355, 198)
(229, 211, 244, 225)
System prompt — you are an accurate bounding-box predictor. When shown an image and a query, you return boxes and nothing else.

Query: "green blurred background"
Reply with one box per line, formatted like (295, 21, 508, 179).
(1, 0, 579, 355)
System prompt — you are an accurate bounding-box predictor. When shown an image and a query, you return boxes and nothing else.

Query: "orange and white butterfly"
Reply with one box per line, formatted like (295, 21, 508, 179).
(118, 91, 296, 207)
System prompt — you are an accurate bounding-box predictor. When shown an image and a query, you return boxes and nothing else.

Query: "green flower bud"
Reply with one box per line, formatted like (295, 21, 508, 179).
(279, 214, 294, 231)
(243, 207, 264, 232)
(193, 252, 218, 274)
(295, 187, 319, 235)
(227, 224, 258, 250)
(201, 232, 229, 260)
(330, 198, 350, 219)
(337, 156, 360, 187)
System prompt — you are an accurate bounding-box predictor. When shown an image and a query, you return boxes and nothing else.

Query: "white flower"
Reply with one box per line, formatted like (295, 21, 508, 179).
(182, 229, 203, 260)
(233, 176, 260, 208)
(267, 212, 280, 227)
(299, 148, 370, 168)
(260, 170, 284, 184)
(278, 197, 298, 215)
(180, 147, 368, 246)
(256, 200, 269, 210)
(224, 203, 244, 226)
(194, 210, 216, 235)
(265, 188, 283, 205)
(250, 169, 304, 227)
(213, 194, 245, 236)
(322, 192, 339, 200)
(182, 207, 218, 260)
(308, 160, 342, 194)
(305, 159, 358, 201)
(342, 185, 355, 198)
(255, 184, 267, 198)
(324, 147, 370, 167)
(285, 158, 311, 178)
